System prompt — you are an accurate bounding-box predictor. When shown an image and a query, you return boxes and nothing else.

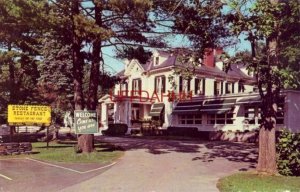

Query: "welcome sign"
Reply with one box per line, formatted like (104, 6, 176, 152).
(8, 105, 51, 126)
(74, 110, 98, 134)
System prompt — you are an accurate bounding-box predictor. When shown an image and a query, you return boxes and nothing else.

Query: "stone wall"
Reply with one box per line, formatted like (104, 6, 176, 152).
(0, 142, 32, 155)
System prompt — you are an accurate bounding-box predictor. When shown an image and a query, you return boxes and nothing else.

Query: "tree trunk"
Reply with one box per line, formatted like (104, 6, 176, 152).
(77, 134, 94, 153)
(72, 0, 84, 111)
(256, 0, 279, 175)
(257, 120, 277, 174)
(77, 1, 103, 153)
(87, 1, 102, 111)
(71, 0, 92, 153)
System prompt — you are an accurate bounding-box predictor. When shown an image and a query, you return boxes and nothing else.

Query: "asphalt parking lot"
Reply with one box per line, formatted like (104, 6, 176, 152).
(0, 158, 115, 192)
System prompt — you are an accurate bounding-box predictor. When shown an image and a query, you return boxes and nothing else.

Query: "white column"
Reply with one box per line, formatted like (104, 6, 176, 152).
(128, 102, 132, 127)
(101, 103, 108, 129)
(123, 101, 128, 124)
(234, 82, 239, 94)
(163, 101, 172, 128)
(113, 102, 119, 123)
(222, 81, 226, 95)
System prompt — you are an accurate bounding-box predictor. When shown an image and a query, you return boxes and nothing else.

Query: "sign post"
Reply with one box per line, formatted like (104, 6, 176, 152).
(74, 110, 98, 134)
(8, 105, 51, 126)
(7, 105, 51, 146)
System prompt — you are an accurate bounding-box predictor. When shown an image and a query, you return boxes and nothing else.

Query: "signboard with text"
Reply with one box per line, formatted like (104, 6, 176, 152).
(74, 110, 98, 134)
(8, 105, 51, 126)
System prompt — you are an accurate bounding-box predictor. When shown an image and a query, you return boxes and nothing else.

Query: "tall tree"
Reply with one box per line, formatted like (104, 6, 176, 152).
(0, 0, 48, 124)
(225, 0, 300, 174)
(48, 0, 171, 152)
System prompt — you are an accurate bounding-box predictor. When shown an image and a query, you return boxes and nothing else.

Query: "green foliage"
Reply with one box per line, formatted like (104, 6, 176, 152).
(226, 0, 300, 89)
(170, 0, 230, 56)
(0, 0, 48, 53)
(277, 130, 300, 176)
(116, 45, 152, 64)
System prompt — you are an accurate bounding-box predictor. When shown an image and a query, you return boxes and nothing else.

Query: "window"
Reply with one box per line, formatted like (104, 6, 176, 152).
(179, 76, 191, 92)
(179, 114, 202, 125)
(155, 57, 159, 65)
(276, 103, 284, 124)
(238, 82, 245, 93)
(154, 76, 166, 93)
(214, 81, 223, 95)
(245, 99, 284, 125)
(132, 79, 142, 96)
(207, 113, 234, 125)
(225, 82, 235, 94)
(244, 105, 262, 124)
(195, 78, 205, 95)
(119, 82, 128, 96)
(131, 104, 140, 120)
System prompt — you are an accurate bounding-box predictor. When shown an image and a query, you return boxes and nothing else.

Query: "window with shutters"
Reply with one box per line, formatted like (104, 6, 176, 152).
(132, 78, 141, 96)
(238, 82, 245, 93)
(154, 76, 166, 93)
(214, 81, 222, 95)
(179, 76, 191, 93)
(195, 78, 205, 95)
(225, 82, 235, 94)
(119, 82, 128, 96)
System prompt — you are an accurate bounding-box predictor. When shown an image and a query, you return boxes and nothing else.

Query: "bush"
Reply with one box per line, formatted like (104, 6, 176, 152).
(102, 123, 128, 136)
(277, 130, 300, 176)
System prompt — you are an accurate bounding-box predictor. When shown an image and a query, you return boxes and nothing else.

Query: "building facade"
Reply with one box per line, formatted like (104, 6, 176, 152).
(99, 49, 300, 133)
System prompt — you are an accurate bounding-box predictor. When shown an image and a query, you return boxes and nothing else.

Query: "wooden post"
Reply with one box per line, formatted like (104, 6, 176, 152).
(46, 126, 49, 149)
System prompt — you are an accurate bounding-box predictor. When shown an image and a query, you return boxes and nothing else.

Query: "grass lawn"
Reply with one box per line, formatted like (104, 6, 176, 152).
(217, 172, 300, 192)
(0, 141, 124, 164)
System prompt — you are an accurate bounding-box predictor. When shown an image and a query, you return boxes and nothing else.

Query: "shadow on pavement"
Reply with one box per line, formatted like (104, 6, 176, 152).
(96, 136, 258, 170)
(192, 141, 257, 171)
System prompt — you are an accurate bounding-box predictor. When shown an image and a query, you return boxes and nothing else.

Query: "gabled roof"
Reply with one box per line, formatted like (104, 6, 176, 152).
(115, 50, 255, 82)
(124, 59, 145, 76)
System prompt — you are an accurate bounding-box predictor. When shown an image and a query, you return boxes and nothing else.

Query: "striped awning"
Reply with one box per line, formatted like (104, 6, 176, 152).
(172, 100, 203, 114)
(200, 99, 236, 114)
(173, 98, 236, 114)
(237, 96, 261, 104)
(149, 103, 164, 116)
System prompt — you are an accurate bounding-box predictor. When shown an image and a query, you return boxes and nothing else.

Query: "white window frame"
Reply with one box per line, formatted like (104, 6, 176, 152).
(179, 114, 202, 125)
(207, 113, 234, 125)
(155, 76, 165, 94)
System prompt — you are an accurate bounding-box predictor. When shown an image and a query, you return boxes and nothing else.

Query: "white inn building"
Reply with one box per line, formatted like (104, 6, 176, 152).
(99, 49, 300, 134)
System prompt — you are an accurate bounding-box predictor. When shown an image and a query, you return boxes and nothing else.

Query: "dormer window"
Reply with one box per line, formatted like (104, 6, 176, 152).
(155, 57, 159, 66)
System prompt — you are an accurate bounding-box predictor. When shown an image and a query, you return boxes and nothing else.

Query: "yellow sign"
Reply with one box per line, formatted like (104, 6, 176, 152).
(8, 105, 51, 126)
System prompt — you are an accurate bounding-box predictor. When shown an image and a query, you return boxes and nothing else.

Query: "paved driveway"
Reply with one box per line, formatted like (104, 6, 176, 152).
(61, 137, 258, 192)
(0, 158, 114, 192)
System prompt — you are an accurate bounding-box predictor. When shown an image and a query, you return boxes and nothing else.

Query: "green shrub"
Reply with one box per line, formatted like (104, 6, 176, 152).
(102, 123, 128, 136)
(276, 130, 300, 176)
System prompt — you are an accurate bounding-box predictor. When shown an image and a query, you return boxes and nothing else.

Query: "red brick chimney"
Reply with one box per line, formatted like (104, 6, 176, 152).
(203, 48, 223, 67)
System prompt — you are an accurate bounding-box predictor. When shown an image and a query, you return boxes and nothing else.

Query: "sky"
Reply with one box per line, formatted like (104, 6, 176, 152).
(101, 1, 254, 75)
(102, 34, 252, 74)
